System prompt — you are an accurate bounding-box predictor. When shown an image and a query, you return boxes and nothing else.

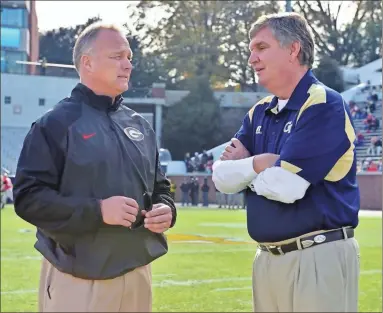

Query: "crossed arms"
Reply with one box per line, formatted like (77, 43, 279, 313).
(212, 139, 310, 204)
(212, 99, 355, 204)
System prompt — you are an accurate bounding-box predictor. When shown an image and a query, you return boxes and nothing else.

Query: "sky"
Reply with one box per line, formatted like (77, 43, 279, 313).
(35, 1, 139, 32)
(35, 1, 355, 33)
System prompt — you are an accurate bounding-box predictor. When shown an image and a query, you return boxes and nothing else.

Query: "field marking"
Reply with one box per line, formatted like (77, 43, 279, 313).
(1, 256, 42, 261)
(214, 286, 252, 292)
(1, 289, 38, 295)
(360, 269, 381, 275)
(153, 277, 251, 287)
(199, 222, 247, 228)
(1, 269, 381, 295)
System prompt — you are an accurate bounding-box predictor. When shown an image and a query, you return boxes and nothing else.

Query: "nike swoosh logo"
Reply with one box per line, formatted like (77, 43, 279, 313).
(82, 133, 96, 140)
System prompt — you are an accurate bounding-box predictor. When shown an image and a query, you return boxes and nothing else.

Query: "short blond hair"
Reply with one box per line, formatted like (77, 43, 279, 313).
(72, 22, 126, 71)
(249, 12, 315, 68)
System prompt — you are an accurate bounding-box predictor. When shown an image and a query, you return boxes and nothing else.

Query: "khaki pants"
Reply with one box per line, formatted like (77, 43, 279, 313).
(252, 237, 360, 312)
(39, 258, 152, 312)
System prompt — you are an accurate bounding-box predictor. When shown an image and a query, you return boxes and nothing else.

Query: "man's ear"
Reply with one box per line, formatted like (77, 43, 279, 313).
(81, 54, 93, 72)
(290, 41, 301, 62)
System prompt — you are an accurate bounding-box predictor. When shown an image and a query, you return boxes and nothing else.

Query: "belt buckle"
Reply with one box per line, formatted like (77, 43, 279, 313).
(266, 245, 284, 255)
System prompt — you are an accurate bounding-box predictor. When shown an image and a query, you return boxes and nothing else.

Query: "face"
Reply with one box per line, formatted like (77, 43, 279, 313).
(82, 29, 133, 97)
(248, 27, 299, 89)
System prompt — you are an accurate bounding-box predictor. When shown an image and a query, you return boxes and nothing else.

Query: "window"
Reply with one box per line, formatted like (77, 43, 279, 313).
(1, 27, 21, 49)
(0, 50, 5, 72)
(4, 96, 11, 104)
(0, 50, 27, 74)
(1, 8, 28, 28)
(38, 98, 45, 106)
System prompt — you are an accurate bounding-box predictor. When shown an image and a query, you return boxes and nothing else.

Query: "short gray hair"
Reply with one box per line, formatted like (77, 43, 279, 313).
(249, 12, 315, 68)
(72, 22, 126, 71)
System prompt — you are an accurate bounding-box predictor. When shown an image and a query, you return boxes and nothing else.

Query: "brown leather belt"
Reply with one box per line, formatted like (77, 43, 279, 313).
(258, 227, 354, 256)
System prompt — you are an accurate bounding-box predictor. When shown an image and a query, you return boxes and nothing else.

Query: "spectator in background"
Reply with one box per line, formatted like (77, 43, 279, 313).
(361, 159, 370, 171)
(367, 137, 382, 156)
(194, 177, 200, 205)
(367, 160, 378, 172)
(201, 178, 210, 207)
(193, 152, 201, 172)
(227, 192, 242, 210)
(206, 153, 214, 173)
(364, 113, 379, 132)
(356, 160, 362, 173)
(185, 153, 193, 173)
(201, 150, 209, 166)
(169, 179, 177, 200)
(378, 160, 382, 172)
(180, 178, 190, 206)
(1, 174, 13, 209)
(189, 177, 198, 205)
(214, 185, 227, 209)
(349, 101, 359, 119)
(374, 137, 382, 156)
(355, 130, 364, 147)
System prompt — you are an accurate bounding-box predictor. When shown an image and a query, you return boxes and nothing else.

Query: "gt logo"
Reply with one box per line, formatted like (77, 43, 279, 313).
(124, 127, 144, 141)
(283, 121, 293, 134)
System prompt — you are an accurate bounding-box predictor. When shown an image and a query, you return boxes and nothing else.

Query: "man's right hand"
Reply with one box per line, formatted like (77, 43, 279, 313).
(100, 196, 139, 228)
(220, 138, 250, 161)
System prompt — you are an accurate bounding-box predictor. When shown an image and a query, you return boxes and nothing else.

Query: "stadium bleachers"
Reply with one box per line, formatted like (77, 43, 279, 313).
(350, 86, 382, 164)
(1, 126, 30, 174)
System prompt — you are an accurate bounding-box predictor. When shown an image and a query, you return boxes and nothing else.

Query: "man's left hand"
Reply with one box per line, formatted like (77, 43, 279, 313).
(142, 203, 172, 233)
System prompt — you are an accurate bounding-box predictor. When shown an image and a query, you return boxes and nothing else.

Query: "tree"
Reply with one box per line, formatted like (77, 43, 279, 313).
(162, 75, 223, 159)
(126, 35, 167, 90)
(39, 17, 102, 64)
(313, 56, 345, 92)
(127, 1, 280, 90)
(294, 0, 382, 67)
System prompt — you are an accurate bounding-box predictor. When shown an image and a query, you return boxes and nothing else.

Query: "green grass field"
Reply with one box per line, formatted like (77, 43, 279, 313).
(1, 205, 382, 312)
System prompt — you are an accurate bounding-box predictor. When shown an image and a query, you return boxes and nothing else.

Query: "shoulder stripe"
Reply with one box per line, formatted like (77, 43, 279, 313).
(325, 108, 356, 182)
(296, 84, 326, 123)
(248, 95, 273, 123)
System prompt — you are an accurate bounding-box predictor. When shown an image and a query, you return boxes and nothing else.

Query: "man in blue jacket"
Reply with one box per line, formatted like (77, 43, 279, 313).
(213, 12, 360, 312)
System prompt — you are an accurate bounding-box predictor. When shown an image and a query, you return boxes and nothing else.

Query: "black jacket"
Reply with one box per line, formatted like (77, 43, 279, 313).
(13, 83, 177, 280)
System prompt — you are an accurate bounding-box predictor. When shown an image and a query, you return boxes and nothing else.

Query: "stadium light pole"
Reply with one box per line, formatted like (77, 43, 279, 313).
(286, 0, 292, 12)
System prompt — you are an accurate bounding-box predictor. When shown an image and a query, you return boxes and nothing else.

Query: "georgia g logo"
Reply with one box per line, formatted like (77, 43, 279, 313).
(124, 127, 144, 141)
(283, 121, 293, 134)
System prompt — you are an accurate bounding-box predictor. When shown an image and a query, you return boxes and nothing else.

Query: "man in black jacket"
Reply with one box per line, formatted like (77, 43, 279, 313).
(13, 22, 177, 312)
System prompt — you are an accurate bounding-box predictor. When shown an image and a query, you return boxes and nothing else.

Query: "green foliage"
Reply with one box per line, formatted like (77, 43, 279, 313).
(127, 1, 280, 90)
(314, 56, 345, 92)
(294, 0, 382, 67)
(39, 17, 101, 64)
(162, 76, 223, 159)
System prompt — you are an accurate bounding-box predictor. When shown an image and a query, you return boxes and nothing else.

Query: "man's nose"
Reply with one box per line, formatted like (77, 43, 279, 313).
(122, 59, 133, 70)
(248, 52, 259, 66)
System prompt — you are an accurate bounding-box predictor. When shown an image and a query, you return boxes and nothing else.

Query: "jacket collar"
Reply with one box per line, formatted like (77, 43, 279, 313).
(266, 69, 319, 113)
(72, 83, 124, 112)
